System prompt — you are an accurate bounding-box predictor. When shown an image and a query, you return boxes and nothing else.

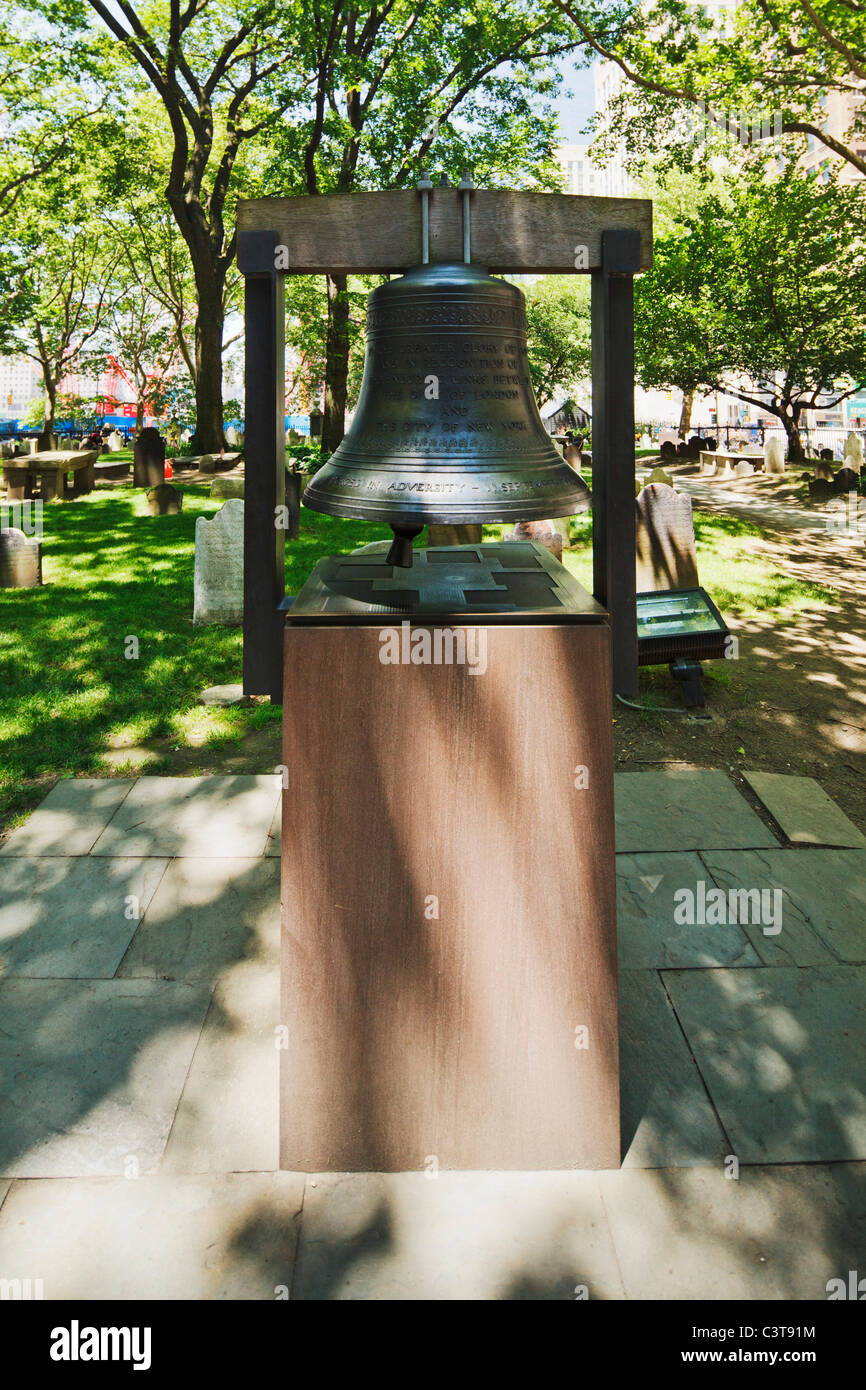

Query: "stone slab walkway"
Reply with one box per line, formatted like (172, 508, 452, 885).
(0, 770, 864, 1299)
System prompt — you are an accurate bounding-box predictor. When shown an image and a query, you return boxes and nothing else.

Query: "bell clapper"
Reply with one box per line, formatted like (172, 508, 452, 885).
(386, 524, 424, 569)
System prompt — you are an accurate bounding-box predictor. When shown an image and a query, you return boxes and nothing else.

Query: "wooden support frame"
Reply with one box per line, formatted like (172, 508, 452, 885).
(237, 190, 651, 699)
(240, 231, 285, 701)
(591, 229, 641, 697)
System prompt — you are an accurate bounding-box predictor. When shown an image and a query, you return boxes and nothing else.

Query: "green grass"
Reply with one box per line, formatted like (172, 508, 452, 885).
(0, 485, 394, 829)
(0, 485, 834, 832)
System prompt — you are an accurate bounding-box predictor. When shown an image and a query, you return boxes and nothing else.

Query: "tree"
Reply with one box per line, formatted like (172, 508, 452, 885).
(8, 215, 120, 446)
(557, 0, 866, 178)
(255, 0, 578, 450)
(634, 167, 866, 459)
(523, 276, 591, 407)
(102, 281, 184, 432)
(74, 0, 311, 452)
(42, 0, 574, 453)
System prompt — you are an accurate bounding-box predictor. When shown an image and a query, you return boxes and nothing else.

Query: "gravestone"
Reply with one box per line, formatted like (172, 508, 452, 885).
(735, 460, 755, 477)
(649, 466, 674, 486)
(146, 482, 182, 515)
(660, 439, 677, 460)
(833, 465, 860, 495)
(133, 428, 166, 487)
(704, 437, 717, 451)
(506, 518, 563, 561)
(198, 453, 217, 474)
(635, 482, 699, 592)
(845, 433, 864, 468)
(211, 476, 245, 500)
(0, 528, 42, 587)
(193, 498, 244, 625)
(106, 430, 124, 452)
(820, 447, 834, 463)
(427, 523, 483, 547)
(764, 436, 786, 474)
(808, 477, 835, 501)
(814, 460, 834, 482)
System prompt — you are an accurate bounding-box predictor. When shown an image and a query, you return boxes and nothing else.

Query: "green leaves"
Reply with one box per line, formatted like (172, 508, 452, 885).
(635, 163, 866, 444)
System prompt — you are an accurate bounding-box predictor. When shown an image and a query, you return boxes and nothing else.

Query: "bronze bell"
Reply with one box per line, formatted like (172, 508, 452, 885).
(303, 260, 591, 563)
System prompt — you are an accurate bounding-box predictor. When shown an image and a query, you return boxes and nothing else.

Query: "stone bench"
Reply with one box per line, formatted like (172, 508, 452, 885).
(2, 450, 99, 502)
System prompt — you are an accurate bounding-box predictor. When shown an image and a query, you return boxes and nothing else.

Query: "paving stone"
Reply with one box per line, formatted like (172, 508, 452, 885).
(90, 775, 281, 858)
(0, 858, 169, 978)
(743, 770, 866, 848)
(117, 857, 279, 981)
(292, 1171, 624, 1300)
(619, 971, 728, 1168)
(265, 796, 281, 858)
(161, 963, 279, 1173)
(663, 965, 866, 1163)
(0, 978, 212, 1177)
(616, 852, 760, 969)
(614, 770, 777, 853)
(701, 848, 866, 964)
(0, 1173, 303, 1299)
(598, 1162, 866, 1300)
(0, 779, 134, 857)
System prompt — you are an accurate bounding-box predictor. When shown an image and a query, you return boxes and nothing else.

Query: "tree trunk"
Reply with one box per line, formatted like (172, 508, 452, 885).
(322, 273, 350, 454)
(190, 270, 226, 455)
(782, 403, 805, 462)
(135, 398, 144, 433)
(38, 375, 57, 451)
(678, 387, 694, 439)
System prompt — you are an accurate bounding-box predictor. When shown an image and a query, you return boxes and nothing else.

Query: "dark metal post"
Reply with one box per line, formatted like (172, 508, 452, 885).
(591, 228, 640, 698)
(239, 230, 285, 702)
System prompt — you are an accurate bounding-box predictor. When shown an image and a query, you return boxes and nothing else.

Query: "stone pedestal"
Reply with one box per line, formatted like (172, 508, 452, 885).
(280, 621, 620, 1171)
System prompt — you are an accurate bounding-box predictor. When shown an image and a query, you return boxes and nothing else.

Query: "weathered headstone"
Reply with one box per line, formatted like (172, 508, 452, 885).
(845, 432, 864, 468)
(814, 460, 834, 482)
(198, 453, 217, 474)
(735, 460, 755, 477)
(764, 436, 786, 474)
(833, 465, 860, 495)
(808, 477, 835, 501)
(649, 466, 674, 486)
(193, 498, 244, 625)
(427, 523, 483, 546)
(0, 528, 42, 587)
(506, 519, 563, 561)
(134, 427, 166, 488)
(660, 439, 677, 460)
(146, 482, 182, 515)
(210, 476, 245, 500)
(635, 482, 699, 592)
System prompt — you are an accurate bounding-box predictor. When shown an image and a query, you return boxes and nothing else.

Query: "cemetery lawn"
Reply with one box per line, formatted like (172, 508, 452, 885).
(1, 486, 863, 838)
(0, 484, 395, 834)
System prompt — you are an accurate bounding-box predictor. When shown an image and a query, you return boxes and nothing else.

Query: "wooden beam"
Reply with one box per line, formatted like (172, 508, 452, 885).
(237, 189, 653, 274)
(592, 229, 640, 699)
(241, 231, 286, 702)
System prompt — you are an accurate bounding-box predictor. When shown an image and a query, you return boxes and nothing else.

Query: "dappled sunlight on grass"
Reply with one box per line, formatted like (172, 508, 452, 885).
(0, 487, 379, 828)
